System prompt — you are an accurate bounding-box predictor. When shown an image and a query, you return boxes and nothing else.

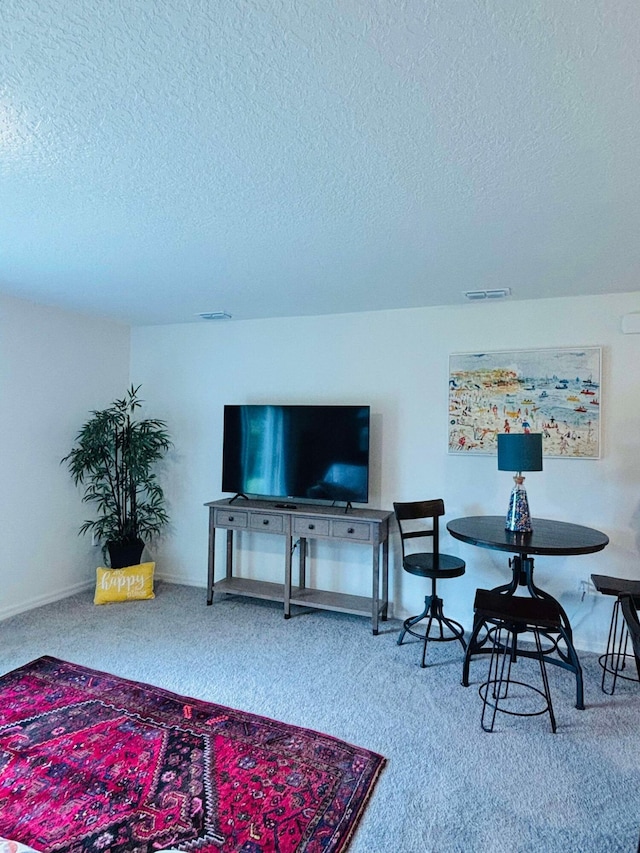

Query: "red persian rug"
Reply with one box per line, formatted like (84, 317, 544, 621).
(0, 657, 385, 853)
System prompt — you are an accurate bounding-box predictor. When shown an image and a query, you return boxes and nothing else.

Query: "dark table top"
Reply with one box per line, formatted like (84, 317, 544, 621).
(447, 515, 609, 557)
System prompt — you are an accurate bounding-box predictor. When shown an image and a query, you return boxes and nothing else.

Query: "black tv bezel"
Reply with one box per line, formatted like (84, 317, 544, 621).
(221, 403, 371, 506)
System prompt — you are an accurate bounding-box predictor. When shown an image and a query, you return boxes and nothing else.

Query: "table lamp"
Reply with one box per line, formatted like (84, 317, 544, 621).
(497, 433, 543, 533)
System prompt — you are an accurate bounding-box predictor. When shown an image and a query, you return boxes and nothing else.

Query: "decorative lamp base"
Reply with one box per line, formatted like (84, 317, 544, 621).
(505, 476, 532, 533)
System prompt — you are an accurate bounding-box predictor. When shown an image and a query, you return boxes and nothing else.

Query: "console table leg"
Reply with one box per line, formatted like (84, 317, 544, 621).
(299, 537, 306, 590)
(284, 535, 292, 619)
(226, 529, 234, 579)
(372, 544, 380, 635)
(207, 511, 216, 605)
(381, 537, 389, 621)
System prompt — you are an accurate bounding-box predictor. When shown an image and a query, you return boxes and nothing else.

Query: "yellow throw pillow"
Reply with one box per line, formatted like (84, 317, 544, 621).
(94, 562, 155, 605)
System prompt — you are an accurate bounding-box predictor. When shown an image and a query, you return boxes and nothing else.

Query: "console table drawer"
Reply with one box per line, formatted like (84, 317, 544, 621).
(214, 509, 248, 529)
(249, 512, 286, 534)
(293, 516, 331, 537)
(332, 520, 373, 542)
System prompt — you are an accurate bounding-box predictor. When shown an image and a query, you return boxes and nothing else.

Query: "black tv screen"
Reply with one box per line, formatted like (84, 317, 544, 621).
(222, 405, 370, 504)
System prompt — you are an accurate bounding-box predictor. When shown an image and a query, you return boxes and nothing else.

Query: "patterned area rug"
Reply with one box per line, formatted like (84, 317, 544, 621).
(0, 657, 385, 853)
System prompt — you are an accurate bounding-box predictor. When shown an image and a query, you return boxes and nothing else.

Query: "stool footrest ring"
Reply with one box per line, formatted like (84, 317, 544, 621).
(397, 594, 467, 667)
(479, 679, 552, 722)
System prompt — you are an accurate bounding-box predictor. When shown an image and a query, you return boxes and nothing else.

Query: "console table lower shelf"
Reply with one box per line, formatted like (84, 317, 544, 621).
(205, 499, 392, 634)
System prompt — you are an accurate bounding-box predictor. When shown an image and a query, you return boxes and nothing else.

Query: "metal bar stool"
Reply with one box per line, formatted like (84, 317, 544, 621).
(620, 595, 640, 681)
(591, 574, 640, 694)
(394, 499, 466, 668)
(473, 589, 562, 733)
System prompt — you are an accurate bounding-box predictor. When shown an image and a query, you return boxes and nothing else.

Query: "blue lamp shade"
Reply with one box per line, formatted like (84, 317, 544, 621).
(497, 433, 543, 473)
(497, 433, 543, 533)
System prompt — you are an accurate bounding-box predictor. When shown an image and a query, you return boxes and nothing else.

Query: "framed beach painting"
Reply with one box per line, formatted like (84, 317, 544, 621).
(448, 347, 601, 458)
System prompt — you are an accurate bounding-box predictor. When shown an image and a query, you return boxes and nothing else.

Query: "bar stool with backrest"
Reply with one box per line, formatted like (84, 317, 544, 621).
(394, 499, 466, 667)
(591, 574, 640, 694)
(472, 588, 562, 733)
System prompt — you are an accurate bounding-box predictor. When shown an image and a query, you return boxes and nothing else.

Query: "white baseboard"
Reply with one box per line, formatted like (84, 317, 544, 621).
(155, 570, 206, 589)
(0, 579, 94, 623)
(0, 574, 204, 624)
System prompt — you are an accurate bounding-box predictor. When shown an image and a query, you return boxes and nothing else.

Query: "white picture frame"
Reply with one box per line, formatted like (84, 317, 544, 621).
(448, 347, 602, 458)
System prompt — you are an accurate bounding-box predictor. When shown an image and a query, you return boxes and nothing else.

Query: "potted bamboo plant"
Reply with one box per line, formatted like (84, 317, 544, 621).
(63, 385, 172, 568)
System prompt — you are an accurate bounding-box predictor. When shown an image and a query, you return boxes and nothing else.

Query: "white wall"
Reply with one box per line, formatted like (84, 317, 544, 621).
(4, 288, 638, 651)
(133, 291, 638, 651)
(0, 293, 130, 619)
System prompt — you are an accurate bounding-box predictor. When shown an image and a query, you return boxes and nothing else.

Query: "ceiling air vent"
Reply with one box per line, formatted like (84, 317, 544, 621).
(196, 311, 232, 320)
(463, 288, 511, 301)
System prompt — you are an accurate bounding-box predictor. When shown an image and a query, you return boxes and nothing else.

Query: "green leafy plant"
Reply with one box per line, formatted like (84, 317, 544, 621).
(62, 385, 172, 552)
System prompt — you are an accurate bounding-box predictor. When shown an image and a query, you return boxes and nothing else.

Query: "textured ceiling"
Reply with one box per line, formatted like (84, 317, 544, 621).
(1, 0, 639, 325)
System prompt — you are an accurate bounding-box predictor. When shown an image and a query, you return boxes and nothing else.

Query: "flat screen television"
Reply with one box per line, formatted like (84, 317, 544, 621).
(221, 404, 370, 504)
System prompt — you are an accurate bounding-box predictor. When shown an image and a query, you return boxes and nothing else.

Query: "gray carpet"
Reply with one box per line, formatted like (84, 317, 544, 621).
(1, 582, 639, 853)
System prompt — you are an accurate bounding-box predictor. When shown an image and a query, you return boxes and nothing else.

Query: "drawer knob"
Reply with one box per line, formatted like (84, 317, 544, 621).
(263, 519, 269, 525)
(228, 516, 234, 522)
(348, 527, 355, 534)
(308, 523, 315, 530)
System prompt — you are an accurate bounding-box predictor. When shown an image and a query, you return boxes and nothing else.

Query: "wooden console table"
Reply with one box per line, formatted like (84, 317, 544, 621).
(205, 498, 392, 633)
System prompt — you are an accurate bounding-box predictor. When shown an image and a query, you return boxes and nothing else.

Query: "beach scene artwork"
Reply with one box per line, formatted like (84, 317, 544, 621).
(448, 347, 601, 458)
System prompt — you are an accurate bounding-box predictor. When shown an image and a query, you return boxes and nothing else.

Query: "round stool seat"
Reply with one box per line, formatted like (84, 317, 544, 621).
(474, 589, 561, 628)
(591, 574, 640, 604)
(403, 552, 465, 579)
